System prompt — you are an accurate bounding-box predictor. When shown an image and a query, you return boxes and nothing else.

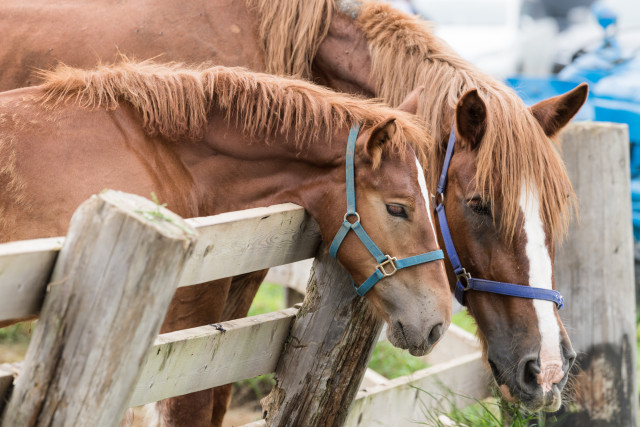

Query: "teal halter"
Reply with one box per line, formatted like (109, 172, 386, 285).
(329, 124, 445, 296)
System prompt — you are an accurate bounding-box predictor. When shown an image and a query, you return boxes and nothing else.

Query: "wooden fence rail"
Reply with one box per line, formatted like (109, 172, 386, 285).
(0, 191, 489, 426)
(0, 203, 320, 323)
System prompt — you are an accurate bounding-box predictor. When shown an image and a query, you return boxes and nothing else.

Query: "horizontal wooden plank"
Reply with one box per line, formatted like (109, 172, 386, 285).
(345, 352, 490, 427)
(0, 238, 63, 321)
(0, 203, 320, 322)
(0, 309, 298, 407)
(128, 307, 299, 407)
(179, 204, 319, 286)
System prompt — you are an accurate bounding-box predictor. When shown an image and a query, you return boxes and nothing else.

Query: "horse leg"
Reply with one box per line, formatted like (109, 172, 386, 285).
(211, 269, 268, 427)
(139, 279, 232, 427)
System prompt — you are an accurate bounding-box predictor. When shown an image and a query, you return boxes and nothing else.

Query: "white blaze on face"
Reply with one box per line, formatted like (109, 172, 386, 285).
(414, 157, 447, 278)
(414, 157, 437, 240)
(520, 182, 564, 393)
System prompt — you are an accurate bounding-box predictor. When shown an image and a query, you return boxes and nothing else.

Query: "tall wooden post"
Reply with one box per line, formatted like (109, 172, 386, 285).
(262, 248, 383, 426)
(553, 122, 637, 425)
(1, 191, 197, 427)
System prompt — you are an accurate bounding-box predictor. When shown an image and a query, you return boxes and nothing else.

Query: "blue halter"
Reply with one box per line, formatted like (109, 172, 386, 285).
(436, 124, 564, 309)
(330, 124, 445, 297)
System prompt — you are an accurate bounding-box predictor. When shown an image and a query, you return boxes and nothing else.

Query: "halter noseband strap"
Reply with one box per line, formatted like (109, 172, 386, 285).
(436, 123, 564, 309)
(330, 124, 445, 297)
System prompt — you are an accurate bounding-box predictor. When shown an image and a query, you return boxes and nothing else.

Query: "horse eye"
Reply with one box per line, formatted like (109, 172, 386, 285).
(386, 204, 408, 218)
(467, 198, 492, 216)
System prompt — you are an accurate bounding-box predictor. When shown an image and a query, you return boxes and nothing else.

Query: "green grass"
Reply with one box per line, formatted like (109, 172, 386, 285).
(413, 388, 552, 426)
(247, 282, 285, 317)
(368, 340, 429, 379)
(0, 321, 33, 344)
(451, 310, 477, 334)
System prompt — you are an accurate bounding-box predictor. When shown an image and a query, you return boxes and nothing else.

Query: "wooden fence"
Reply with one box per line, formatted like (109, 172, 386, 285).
(0, 122, 635, 426)
(0, 190, 488, 426)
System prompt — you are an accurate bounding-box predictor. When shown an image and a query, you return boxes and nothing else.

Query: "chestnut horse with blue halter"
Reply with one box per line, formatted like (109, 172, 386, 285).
(0, 0, 588, 419)
(0, 61, 450, 423)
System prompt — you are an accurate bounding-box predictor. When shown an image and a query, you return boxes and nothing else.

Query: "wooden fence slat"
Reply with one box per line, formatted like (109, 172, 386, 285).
(344, 352, 489, 427)
(0, 203, 320, 323)
(1, 191, 197, 427)
(552, 122, 638, 425)
(0, 309, 299, 409)
(179, 203, 319, 286)
(262, 248, 384, 427)
(129, 307, 298, 407)
(0, 309, 486, 411)
(0, 238, 62, 322)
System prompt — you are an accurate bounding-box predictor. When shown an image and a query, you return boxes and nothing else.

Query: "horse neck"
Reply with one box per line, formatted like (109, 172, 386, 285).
(189, 113, 348, 216)
(313, 10, 377, 97)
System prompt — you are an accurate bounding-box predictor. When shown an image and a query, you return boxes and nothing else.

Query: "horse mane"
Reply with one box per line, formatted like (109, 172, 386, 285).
(246, 0, 574, 241)
(246, 0, 334, 78)
(37, 60, 431, 166)
(355, 3, 574, 241)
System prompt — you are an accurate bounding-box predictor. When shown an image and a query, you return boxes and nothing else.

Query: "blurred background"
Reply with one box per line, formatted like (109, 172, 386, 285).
(392, 0, 640, 278)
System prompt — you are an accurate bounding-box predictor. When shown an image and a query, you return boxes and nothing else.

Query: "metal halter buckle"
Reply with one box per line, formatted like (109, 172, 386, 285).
(435, 191, 445, 206)
(377, 255, 398, 277)
(456, 268, 472, 290)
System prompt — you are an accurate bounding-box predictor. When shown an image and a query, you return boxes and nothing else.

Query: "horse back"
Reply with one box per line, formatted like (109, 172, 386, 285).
(0, 87, 197, 242)
(0, 0, 264, 91)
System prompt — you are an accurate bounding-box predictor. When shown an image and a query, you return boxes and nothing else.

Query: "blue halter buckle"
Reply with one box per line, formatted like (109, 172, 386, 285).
(329, 123, 444, 296)
(436, 123, 564, 309)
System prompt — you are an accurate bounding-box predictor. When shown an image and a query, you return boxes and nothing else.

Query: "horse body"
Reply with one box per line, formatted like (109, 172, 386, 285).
(0, 0, 588, 418)
(0, 63, 451, 424)
(0, 0, 263, 90)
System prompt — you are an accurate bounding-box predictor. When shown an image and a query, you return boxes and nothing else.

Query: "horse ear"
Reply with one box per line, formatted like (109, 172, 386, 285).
(396, 86, 425, 115)
(365, 118, 397, 169)
(455, 89, 487, 149)
(530, 83, 588, 137)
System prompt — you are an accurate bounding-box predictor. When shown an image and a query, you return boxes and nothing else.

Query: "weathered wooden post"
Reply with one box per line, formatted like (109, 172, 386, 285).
(1, 190, 197, 426)
(262, 248, 383, 426)
(553, 122, 637, 425)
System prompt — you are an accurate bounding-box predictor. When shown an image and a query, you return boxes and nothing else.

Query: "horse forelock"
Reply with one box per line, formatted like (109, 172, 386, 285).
(355, 1, 575, 242)
(37, 59, 431, 167)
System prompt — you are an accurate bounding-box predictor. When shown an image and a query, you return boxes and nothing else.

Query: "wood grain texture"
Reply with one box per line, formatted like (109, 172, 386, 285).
(179, 204, 320, 286)
(0, 203, 319, 322)
(0, 238, 62, 321)
(553, 122, 637, 425)
(345, 352, 489, 426)
(262, 248, 384, 427)
(129, 307, 298, 407)
(1, 191, 197, 427)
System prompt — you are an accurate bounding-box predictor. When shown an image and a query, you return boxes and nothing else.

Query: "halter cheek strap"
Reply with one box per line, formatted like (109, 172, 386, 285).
(330, 124, 444, 297)
(436, 123, 564, 309)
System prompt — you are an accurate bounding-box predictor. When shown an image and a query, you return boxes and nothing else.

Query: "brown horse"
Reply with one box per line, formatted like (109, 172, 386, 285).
(0, 0, 586, 416)
(0, 61, 451, 424)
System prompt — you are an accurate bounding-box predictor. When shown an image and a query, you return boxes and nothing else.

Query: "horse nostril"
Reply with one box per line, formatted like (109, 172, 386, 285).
(427, 322, 444, 347)
(517, 356, 541, 393)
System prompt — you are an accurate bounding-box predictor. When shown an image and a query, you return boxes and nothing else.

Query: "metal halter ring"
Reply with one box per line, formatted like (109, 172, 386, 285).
(377, 255, 398, 277)
(456, 268, 472, 290)
(344, 212, 361, 224)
